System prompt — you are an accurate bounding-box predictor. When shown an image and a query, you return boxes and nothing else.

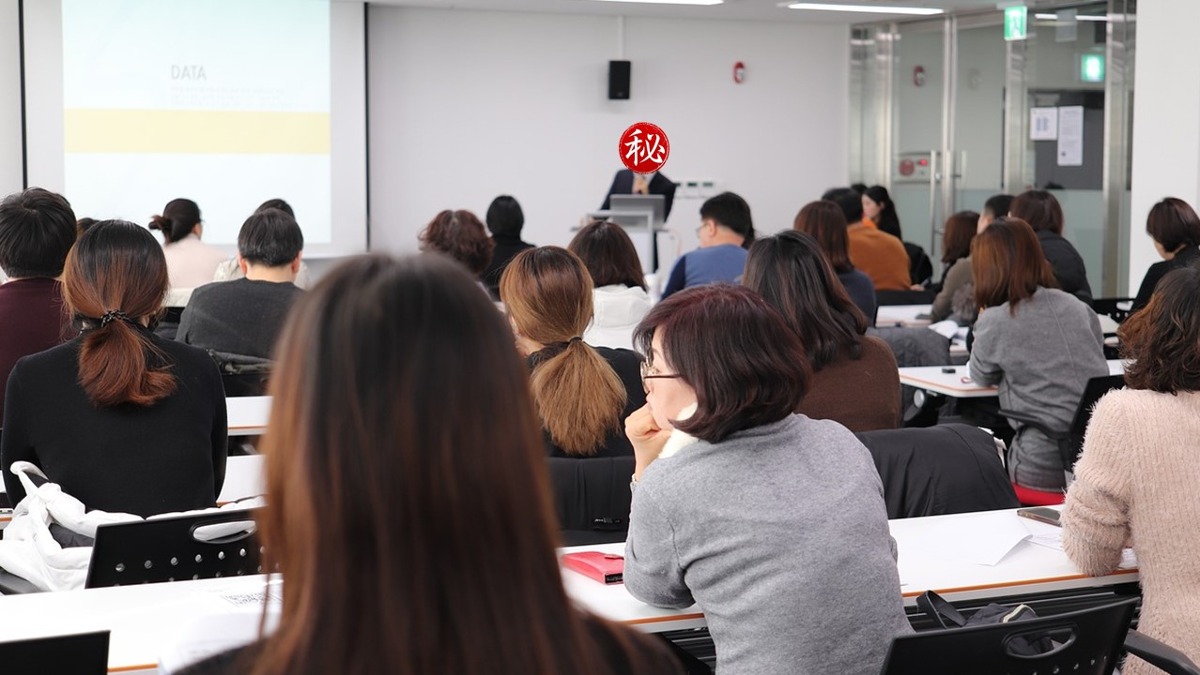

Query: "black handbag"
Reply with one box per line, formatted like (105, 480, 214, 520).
(916, 590, 1055, 656)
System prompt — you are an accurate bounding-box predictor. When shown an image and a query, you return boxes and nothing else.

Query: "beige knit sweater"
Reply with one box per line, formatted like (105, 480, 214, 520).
(1062, 389, 1200, 675)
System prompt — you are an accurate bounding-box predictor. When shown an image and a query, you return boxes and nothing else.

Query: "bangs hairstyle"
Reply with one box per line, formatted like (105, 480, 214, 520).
(259, 254, 654, 675)
(1146, 197, 1200, 253)
(500, 247, 628, 456)
(0, 187, 77, 278)
(971, 217, 1057, 314)
(941, 210, 979, 264)
(418, 209, 494, 276)
(1120, 266, 1200, 394)
(633, 285, 810, 443)
(148, 198, 201, 244)
(64, 221, 174, 407)
(1009, 190, 1064, 235)
(567, 220, 647, 290)
(743, 231, 866, 371)
(794, 200, 853, 273)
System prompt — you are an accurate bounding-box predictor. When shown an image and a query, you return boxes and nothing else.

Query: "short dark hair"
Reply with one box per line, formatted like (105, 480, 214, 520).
(972, 217, 1058, 314)
(419, 209, 494, 276)
(633, 284, 809, 443)
(256, 198, 295, 218)
(238, 208, 304, 267)
(1121, 266, 1200, 394)
(941, 210, 979, 264)
(794, 200, 853, 274)
(568, 220, 646, 290)
(1010, 190, 1063, 235)
(983, 194, 1013, 220)
(1146, 197, 1200, 252)
(485, 195, 524, 238)
(699, 192, 754, 247)
(0, 187, 78, 278)
(148, 198, 201, 244)
(822, 187, 864, 225)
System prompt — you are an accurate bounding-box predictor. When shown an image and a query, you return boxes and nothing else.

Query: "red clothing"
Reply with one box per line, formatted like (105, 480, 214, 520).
(0, 278, 70, 426)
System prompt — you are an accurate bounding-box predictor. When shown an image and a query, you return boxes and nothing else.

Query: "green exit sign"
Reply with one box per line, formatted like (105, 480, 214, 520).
(1081, 54, 1105, 82)
(1004, 6, 1028, 41)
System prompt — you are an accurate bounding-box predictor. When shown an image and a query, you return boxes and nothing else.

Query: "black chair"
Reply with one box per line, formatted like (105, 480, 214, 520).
(1092, 297, 1135, 326)
(876, 288, 935, 306)
(546, 456, 634, 546)
(86, 508, 263, 588)
(208, 350, 273, 397)
(905, 242, 934, 287)
(154, 305, 186, 340)
(998, 374, 1125, 479)
(0, 631, 109, 674)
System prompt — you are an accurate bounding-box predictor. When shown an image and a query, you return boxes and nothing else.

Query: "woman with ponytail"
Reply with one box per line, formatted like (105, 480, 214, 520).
(500, 247, 645, 458)
(1, 221, 227, 517)
(149, 198, 227, 289)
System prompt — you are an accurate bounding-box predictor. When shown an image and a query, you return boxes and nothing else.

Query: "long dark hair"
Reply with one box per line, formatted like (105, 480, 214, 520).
(256, 254, 663, 675)
(63, 221, 174, 407)
(743, 230, 867, 370)
(794, 200, 854, 274)
(865, 185, 902, 239)
(972, 217, 1058, 315)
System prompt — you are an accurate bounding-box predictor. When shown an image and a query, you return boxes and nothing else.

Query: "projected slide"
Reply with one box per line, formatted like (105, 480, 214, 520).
(61, 0, 331, 246)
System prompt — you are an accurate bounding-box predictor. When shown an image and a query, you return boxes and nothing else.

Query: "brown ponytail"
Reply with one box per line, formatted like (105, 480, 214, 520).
(64, 221, 175, 407)
(500, 247, 627, 456)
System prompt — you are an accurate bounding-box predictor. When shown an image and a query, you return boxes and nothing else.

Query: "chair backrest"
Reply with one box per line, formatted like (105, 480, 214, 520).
(208, 350, 274, 397)
(904, 242, 934, 286)
(857, 424, 1019, 519)
(1091, 297, 1134, 325)
(546, 456, 635, 547)
(1063, 374, 1126, 471)
(86, 509, 263, 588)
(876, 288, 935, 306)
(0, 631, 109, 674)
(881, 598, 1138, 675)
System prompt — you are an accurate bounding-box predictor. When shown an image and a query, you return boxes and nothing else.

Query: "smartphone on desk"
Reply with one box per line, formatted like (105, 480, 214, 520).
(1017, 507, 1062, 527)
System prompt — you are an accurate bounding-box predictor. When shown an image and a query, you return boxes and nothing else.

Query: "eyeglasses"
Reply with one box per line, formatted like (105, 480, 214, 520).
(640, 360, 681, 392)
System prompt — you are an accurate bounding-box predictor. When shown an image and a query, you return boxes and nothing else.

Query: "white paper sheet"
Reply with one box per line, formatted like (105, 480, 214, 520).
(909, 511, 1034, 566)
(1057, 105, 1084, 166)
(1031, 107, 1058, 141)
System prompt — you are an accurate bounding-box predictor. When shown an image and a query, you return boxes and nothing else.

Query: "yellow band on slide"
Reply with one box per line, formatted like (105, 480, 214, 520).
(64, 109, 331, 154)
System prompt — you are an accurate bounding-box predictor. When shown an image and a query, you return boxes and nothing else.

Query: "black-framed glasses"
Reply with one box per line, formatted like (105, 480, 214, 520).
(640, 360, 681, 392)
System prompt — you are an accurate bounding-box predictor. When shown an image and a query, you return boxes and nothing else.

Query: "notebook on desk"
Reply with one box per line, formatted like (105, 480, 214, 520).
(562, 551, 624, 584)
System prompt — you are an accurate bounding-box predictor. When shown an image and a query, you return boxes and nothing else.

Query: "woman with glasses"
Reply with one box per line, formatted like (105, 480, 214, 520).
(623, 284, 911, 674)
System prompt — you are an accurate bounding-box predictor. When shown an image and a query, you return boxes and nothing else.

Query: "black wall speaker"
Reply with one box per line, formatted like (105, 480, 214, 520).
(608, 60, 631, 100)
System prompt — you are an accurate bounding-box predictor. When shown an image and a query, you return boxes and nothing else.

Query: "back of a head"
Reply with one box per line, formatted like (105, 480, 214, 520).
(238, 208, 304, 267)
(259, 253, 643, 675)
(1009, 190, 1063, 235)
(65, 221, 174, 407)
(1146, 197, 1200, 252)
(793, 200, 853, 274)
(485, 195, 524, 238)
(567, 220, 646, 290)
(255, 198, 295, 218)
(941, 210, 980, 264)
(418, 209, 494, 276)
(633, 284, 810, 443)
(148, 198, 201, 245)
(0, 187, 77, 278)
(500, 247, 627, 456)
(971, 217, 1057, 314)
(983, 194, 1014, 221)
(744, 231, 866, 371)
(1120, 266, 1200, 394)
(700, 192, 755, 247)
(865, 185, 902, 239)
(823, 187, 864, 225)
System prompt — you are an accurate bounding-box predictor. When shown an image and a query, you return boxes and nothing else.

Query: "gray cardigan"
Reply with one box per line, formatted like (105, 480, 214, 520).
(624, 415, 911, 675)
(969, 287, 1107, 491)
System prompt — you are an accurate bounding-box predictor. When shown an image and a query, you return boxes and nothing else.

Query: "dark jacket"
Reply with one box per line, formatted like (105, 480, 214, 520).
(0, 278, 70, 427)
(1037, 230, 1092, 305)
(530, 346, 644, 458)
(601, 169, 677, 220)
(482, 233, 535, 300)
(1132, 245, 1200, 313)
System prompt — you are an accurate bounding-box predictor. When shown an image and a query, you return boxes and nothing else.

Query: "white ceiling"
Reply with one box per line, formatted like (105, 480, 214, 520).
(362, 0, 1007, 24)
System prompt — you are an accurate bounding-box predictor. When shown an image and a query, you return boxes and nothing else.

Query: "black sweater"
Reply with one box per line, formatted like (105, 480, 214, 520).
(1, 334, 227, 516)
(1132, 245, 1200, 313)
(1038, 230, 1093, 305)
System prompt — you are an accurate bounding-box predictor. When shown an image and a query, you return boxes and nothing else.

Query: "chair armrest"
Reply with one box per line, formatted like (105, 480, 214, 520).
(1125, 629, 1200, 675)
(996, 409, 1069, 440)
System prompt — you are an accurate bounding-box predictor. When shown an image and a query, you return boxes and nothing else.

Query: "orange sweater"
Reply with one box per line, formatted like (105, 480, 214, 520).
(847, 224, 910, 291)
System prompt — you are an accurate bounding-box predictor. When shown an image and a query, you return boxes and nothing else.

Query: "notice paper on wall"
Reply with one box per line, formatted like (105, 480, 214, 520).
(1057, 106, 1084, 166)
(1030, 107, 1058, 141)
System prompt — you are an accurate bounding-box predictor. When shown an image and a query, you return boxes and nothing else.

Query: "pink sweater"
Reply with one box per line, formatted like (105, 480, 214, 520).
(1062, 389, 1200, 674)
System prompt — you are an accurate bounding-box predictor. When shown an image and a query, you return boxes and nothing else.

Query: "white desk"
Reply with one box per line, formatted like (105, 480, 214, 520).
(217, 455, 264, 503)
(226, 396, 271, 437)
(876, 305, 932, 328)
(899, 360, 1125, 398)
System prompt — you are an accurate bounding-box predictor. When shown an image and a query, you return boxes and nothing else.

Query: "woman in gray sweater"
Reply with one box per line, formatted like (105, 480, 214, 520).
(623, 284, 911, 674)
(968, 218, 1108, 495)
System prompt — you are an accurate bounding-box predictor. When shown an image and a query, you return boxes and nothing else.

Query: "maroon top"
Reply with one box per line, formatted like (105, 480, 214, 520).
(0, 278, 70, 427)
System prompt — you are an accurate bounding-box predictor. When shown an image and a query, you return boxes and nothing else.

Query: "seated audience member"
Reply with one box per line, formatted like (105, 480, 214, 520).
(0, 188, 76, 427)
(75, 217, 98, 237)
(568, 220, 653, 350)
(794, 200, 877, 325)
(1, 221, 226, 517)
(481, 195, 535, 299)
(213, 199, 311, 289)
(600, 168, 676, 220)
(968, 218, 1107, 494)
(824, 188, 909, 291)
(1131, 197, 1200, 312)
(149, 198, 228, 289)
(660, 192, 754, 299)
(862, 185, 902, 239)
(623, 284, 911, 674)
(977, 193, 1013, 232)
(177, 254, 681, 675)
(418, 209, 494, 283)
(1062, 266, 1200, 674)
(1009, 190, 1092, 304)
(500, 247, 644, 458)
(177, 208, 304, 359)
(928, 210, 979, 322)
(744, 231, 900, 432)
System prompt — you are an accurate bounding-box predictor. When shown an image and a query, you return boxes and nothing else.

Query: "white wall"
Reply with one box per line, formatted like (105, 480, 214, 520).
(0, 0, 22, 196)
(1128, 0, 1200, 296)
(367, 7, 850, 263)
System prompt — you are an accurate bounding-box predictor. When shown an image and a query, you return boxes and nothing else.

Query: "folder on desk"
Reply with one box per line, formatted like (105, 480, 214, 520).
(562, 551, 624, 584)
